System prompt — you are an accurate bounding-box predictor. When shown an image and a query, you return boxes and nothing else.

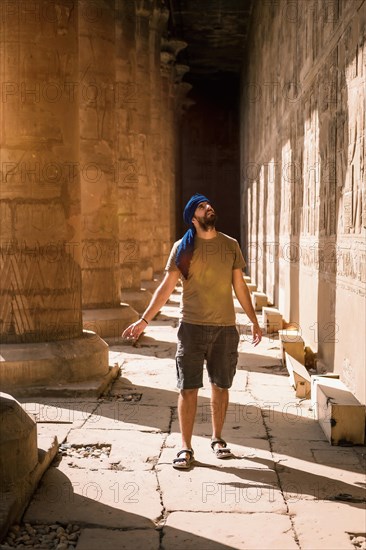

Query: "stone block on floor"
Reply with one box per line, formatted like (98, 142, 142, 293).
(278, 330, 305, 366)
(285, 352, 311, 398)
(316, 379, 365, 445)
(311, 374, 340, 418)
(246, 283, 257, 293)
(252, 291, 268, 311)
(262, 306, 283, 333)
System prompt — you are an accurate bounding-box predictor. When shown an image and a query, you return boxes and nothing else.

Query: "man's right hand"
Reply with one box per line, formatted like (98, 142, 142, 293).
(121, 270, 180, 341)
(121, 319, 147, 341)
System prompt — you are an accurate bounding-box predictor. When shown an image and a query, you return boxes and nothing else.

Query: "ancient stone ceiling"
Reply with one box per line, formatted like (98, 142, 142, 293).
(167, 0, 253, 81)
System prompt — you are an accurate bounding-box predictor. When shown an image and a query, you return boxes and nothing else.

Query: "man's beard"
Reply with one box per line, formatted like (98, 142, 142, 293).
(196, 212, 217, 231)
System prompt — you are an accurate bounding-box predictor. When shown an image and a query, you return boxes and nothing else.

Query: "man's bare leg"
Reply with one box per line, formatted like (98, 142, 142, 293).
(211, 383, 229, 447)
(178, 388, 199, 451)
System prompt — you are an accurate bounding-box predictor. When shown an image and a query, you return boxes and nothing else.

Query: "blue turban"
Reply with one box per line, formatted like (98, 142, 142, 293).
(175, 193, 210, 279)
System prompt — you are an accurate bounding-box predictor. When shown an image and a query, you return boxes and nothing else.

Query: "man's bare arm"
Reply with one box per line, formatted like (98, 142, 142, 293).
(122, 270, 180, 340)
(232, 268, 262, 346)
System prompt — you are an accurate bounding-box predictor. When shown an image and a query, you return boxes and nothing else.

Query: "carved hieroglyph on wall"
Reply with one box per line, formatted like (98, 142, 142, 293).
(266, 159, 276, 302)
(280, 141, 292, 238)
(302, 102, 320, 237)
(0, 250, 81, 342)
(338, 15, 365, 235)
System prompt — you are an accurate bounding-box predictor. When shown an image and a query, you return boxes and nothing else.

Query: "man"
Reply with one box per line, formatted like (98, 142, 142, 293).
(122, 193, 262, 469)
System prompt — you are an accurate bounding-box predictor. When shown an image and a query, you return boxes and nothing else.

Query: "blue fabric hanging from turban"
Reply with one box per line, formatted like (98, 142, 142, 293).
(175, 193, 210, 279)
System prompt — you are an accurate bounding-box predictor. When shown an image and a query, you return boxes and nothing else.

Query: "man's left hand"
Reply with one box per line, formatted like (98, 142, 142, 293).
(251, 323, 262, 346)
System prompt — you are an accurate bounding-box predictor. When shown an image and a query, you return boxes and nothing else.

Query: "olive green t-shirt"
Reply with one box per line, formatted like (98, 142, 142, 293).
(165, 232, 246, 326)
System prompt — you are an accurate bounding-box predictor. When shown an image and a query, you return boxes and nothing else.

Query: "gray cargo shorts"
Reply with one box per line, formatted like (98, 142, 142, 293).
(175, 322, 240, 390)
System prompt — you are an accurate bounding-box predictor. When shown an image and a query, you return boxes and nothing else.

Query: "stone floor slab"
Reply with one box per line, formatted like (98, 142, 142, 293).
(160, 433, 273, 467)
(24, 467, 162, 529)
(275, 461, 366, 502)
(64, 428, 165, 470)
(171, 401, 268, 440)
(312, 448, 363, 467)
(19, 400, 99, 428)
(111, 377, 179, 407)
(247, 383, 299, 404)
(290, 499, 366, 549)
(36, 422, 71, 445)
(83, 402, 171, 432)
(158, 435, 285, 514)
(112, 359, 178, 395)
(75, 527, 160, 549)
(248, 367, 294, 392)
(262, 403, 326, 441)
(162, 512, 298, 549)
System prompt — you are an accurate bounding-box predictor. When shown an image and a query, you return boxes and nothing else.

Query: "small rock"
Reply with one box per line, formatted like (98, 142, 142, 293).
(25, 526, 35, 536)
(55, 543, 68, 550)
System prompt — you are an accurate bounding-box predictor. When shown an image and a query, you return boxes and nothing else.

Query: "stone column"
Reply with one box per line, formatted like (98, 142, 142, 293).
(134, 0, 156, 281)
(0, 1, 109, 394)
(79, 0, 138, 336)
(116, 0, 152, 312)
(174, 68, 192, 239)
(149, 4, 170, 270)
(160, 40, 186, 248)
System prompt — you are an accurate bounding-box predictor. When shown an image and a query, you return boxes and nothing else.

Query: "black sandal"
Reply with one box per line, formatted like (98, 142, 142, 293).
(172, 448, 195, 469)
(211, 438, 234, 459)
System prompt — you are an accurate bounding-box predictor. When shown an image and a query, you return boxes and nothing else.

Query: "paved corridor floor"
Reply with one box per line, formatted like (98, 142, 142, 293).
(4, 288, 366, 549)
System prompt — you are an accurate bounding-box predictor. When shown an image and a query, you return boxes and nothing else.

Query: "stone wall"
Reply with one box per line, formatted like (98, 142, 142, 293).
(241, 0, 366, 403)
